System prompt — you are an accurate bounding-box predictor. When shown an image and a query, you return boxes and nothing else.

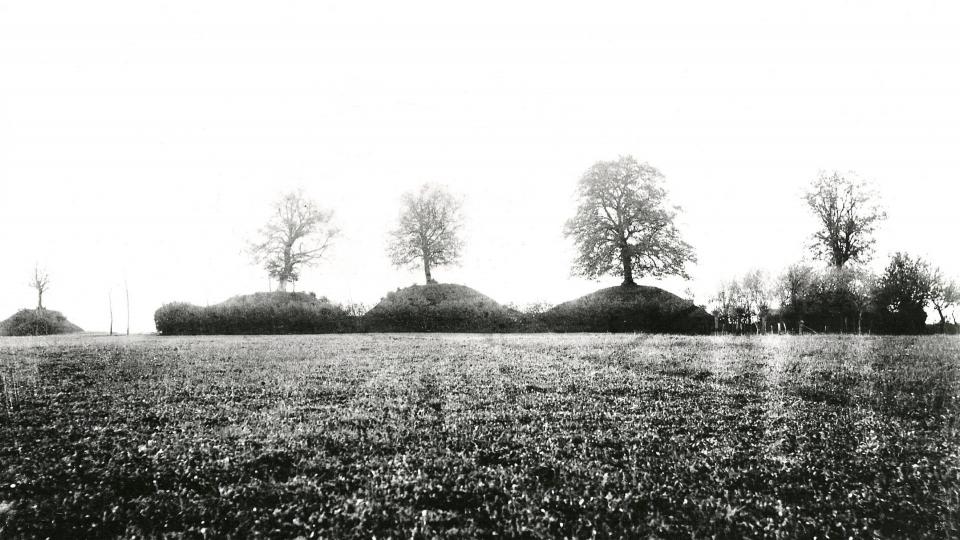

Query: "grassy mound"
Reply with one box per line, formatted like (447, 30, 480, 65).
(543, 284, 712, 333)
(154, 292, 352, 335)
(363, 283, 520, 332)
(0, 308, 83, 336)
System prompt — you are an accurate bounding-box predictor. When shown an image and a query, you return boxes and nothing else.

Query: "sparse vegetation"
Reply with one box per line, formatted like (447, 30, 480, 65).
(0, 334, 957, 537)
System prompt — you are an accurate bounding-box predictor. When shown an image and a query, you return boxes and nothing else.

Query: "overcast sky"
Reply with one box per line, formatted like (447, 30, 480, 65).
(1, 1, 958, 332)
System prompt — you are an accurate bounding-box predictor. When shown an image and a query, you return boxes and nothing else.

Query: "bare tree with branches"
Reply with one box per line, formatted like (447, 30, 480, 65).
(29, 266, 50, 311)
(250, 190, 339, 292)
(804, 170, 886, 268)
(387, 183, 464, 284)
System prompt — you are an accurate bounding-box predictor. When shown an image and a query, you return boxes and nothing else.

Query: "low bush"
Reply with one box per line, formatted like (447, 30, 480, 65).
(362, 283, 520, 332)
(0, 308, 83, 336)
(154, 292, 353, 335)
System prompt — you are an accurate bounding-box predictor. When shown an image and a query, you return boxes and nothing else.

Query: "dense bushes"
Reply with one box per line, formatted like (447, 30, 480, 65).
(361, 284, 520, 332)
(154, 292, 353, 335)
(0, 308, 83, 336)
(543, 285, 713, 334)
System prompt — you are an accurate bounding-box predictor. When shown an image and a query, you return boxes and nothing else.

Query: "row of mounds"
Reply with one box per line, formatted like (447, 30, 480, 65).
(154, 283, 712, 335)
(0, 308, 83, 336)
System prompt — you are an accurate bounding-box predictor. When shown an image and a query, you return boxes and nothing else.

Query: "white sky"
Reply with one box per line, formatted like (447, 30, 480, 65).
(1, 1, 958, 332)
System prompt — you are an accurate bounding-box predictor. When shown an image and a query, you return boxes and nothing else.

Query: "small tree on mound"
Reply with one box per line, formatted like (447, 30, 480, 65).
(387, 183, 464, 284)
(29, 265, 51, 310)
(565, 155, 695, 286)
(250, 190, 339, 292)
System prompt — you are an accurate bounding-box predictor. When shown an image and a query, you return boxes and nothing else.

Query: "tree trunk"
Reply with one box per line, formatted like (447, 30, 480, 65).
(621, 249, 635, 286)
(37, 291, 43, 311)
(423, 256, 434, 284)
(858, 311, 862, 335)
(277, 279, 288, 292)
(937, 307, 946, 334)
(109, 291, 113, 336)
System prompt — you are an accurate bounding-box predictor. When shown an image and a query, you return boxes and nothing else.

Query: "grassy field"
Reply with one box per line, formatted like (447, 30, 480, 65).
(0, 334, 958, 538)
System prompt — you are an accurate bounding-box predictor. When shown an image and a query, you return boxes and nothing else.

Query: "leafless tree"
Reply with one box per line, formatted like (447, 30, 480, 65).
(804, 170, 886, 268)
(29, 265, 50, 311)
(250, 190, 339, 292)
(929, 267, 959, 333)
(387, 183, 464, 284)
(565, 156, 695, 286)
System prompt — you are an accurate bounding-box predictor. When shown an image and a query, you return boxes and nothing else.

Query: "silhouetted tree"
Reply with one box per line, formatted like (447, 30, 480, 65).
(804, 171, 885, 268)
(387, 183, 464, 284)
(251, 190, 339, 292)
(565, 156, 695, 286)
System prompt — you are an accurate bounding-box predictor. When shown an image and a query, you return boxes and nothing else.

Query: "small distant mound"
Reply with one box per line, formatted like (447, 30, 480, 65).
(0, 309, 83, 336)
(363, 283, 519, 332)
(154, 291, 352, 335)
(543, 285, 712, 334)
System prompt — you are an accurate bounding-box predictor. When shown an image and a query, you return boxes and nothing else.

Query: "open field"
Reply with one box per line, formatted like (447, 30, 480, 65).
(1, 334, 958, 538)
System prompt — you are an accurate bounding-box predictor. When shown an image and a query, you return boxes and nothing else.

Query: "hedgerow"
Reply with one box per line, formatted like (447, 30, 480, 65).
(154, 292, 352, 335)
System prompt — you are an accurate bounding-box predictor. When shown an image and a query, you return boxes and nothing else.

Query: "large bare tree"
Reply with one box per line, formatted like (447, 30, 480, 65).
(250, 190, 339, 292)
(29, 265, 50, 310)
(387, 183, 464, 284)
(804, 170, 886, 268)
(565, 156, 695, 286)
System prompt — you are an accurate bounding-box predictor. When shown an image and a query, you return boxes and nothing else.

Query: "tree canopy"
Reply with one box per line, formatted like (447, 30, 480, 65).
(565, 155, 695, 286)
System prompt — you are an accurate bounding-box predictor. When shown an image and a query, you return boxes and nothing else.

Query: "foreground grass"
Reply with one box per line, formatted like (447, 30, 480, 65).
(0, 334, 958, 538)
